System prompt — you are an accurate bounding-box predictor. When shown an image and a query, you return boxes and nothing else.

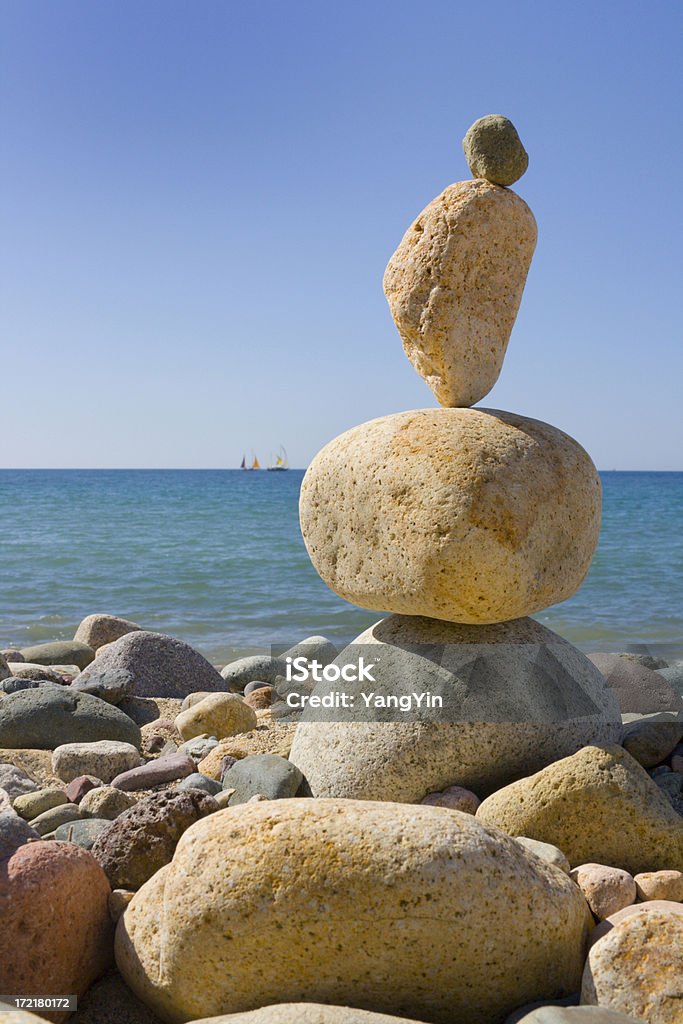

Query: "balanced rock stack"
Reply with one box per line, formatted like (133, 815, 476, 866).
(290, 115, 623, 800)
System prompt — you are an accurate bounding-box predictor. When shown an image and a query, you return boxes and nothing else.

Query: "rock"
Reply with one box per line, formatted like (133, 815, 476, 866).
(186, 1007, 436, 1024)
(55, 816, 111, 850)
(71, 667, 136, 705)
(222, 754, 303, 804)
(115, 799, 591, 1023)
(0, 789, 11, 813)
(175, 693, 257, 741)
(658, 663, 683, 697)
(80, 785, 137, 819)
(177, 772, 222, 796)
(67, 969, 168, 1024)
(13, 787, 68, 820)
(300, 409, 601, 623)
(180, 690, 217, 710)
(0, 812, 40, 859)
(616, 652, 669, 671)
(289, 616, 621, 801)
(65, 774, 103, 803)
(1, 649, 21, 665)
(383, 180, 536, 408)
(0, 1008, 50, 1023)
(29, 802, 82, 836)
(118, 696, 185, 727)
(220, 654, 278, 691)
(74, 613, 143, 650)
(621, 714, 683, 767)
(588, 654, 682, 715)
(514, 837, 571, 874)
(476, 744, 683, 873)
(213, 789, 234, 808)
(244, 685, 273, 710)
(0, 841, 112, 1020)
(7, 662, 69, 683)
(109, 889, 135, 923)
(569, 864, 636, 920)
(197, 723, 297, 778)
(581, 903, 683, 1022)
(20, 640, 95, 670)
(282, 635, 339, 668)
(462, 114, 529, 186)
(420, 785, 480, 814)
(83, 631, 224, 699)
(52, 740, 144, 783)
(92, 788, 218, 889)
(507, 1007, 640, 1023)
(0, 761, 38, 802)
(177, 734, 219, 762)
(588, 901, 683, 950)
(0, 687, 142, 749)
(243, 679, 272, 696)
(111, 753, 195, 791)
(0, 675, 63, 695)
(140, 717, 182, 755)
(634, 870, 683, 902)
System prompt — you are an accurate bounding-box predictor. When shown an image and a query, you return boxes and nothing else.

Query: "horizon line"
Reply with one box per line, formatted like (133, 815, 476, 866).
(1, 467, 683, 474)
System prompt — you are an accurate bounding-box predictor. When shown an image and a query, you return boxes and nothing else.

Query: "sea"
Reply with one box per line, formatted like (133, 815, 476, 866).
(1, 470, 681, 665)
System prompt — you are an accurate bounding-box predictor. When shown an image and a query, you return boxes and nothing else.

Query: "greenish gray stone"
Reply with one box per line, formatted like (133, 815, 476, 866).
(222, 753, 303, 805)
(0, 686, 142, 749)
(177, 735, 219, 762)
(19, 640, 95, 670)
(13, 787, 68, 820)
(29, 802, 82, 836)
(659, 662, 683, 696)
(177, 772, 222, 796)
(462, 114, 529, 186)
(55, 816, 111, 849)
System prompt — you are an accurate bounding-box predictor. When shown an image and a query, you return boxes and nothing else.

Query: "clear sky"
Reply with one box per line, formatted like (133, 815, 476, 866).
(1, 0, 681, 470)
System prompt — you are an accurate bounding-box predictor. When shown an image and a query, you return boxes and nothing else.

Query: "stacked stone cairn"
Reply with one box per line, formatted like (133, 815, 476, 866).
(289, 114, 624, 800)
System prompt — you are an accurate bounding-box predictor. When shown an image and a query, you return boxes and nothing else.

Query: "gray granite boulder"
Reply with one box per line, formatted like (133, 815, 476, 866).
(78, 631, 224, 699)
(71, 667, 136, 705)
(290, 616, 623, 802)
(0, 687, 141, 749)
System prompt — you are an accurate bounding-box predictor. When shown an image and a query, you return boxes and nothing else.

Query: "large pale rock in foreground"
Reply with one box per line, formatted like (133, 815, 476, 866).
(188, 1007, 433, 1023)
(383, 179, 536, 407)
(581, 903, 683, 1022)
(289, 615, 621, 801)
(300, 408, 601, 624)
(477, 745, 683, 873)
(116, 799, 591, 1024)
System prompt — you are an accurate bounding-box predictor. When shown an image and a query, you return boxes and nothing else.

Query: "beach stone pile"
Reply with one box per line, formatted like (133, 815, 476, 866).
(291, 115, 623, 801)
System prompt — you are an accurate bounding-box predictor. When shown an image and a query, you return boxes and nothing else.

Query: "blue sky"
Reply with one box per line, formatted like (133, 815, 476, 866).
(2, 0, 681, 469)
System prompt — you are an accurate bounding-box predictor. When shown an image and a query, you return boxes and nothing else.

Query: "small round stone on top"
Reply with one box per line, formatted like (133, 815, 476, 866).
(462, 114, 528, 186)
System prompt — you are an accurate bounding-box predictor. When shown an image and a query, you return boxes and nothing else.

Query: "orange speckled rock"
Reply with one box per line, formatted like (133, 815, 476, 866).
(0, 841, 113, 1022)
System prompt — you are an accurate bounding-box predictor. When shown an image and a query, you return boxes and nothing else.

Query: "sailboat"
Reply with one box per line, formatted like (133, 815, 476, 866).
(267, 446, 289, 472)
(240, 453, 261, 470)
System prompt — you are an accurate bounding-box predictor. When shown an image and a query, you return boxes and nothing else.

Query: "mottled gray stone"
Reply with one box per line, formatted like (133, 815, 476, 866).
(222, 754, 303, 805)
(462, 114, 529, 186)
(0, 686, 141, 749)
(20, 640, 95, 670)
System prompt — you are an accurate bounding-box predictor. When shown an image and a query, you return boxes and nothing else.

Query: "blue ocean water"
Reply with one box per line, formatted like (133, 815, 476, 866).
(0, 470, 681, 664)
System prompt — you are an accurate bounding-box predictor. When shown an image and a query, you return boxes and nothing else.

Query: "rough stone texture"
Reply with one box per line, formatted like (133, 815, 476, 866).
(115, 799, 590, 1024)
(588, 901, 683, 950)
(74, 614, 143, 651)
(581, 904, 683, 1022)
(588, 654, 682, 715)
(13, 786, 68, 819)
(300, 409, 601, 624)
(0, 748, 57, 788)
(290, 616, 621, 801)
(29, 802, 83, 836)
(55, 816, 111, 850)
(83, 631, 224, 699)
(634, 870, 683, 902)
(220, 655, 278, 691)
(119, 697, 185, 727)
(506, 1008, 642, 1023)
(616, 652, 669, 671)
(383, 180, 536, 408)
(111, 753, 195, 791)
(420, 785, 480, 814)
(243, 686, 273, 710)
(7, 662, 69, 683)
(92, 788, 218, 890)
(222, 754, 303, 805)
(177, 772, 222, 796)
(569, 864, 636, 920)
(621, 714, 683, 767)
(0, 675, 63, 695)
(175, 693, 257, 742)
(0, 812, 40, 859)
(52, 740, 143, 784)
(0, 841, 113, 1022)
(177, 735, 219, 763)
(80, 784, 137, 819)
(0, 687, 142, 749)
(0, 653, 9, 681)
(20, 640, 95, 670)
(659, 663, 683, 697)
(188, 1007, 435, 1024)
(514, 837, 571, 874)
(197, 724, 297, 778)
(476, 744, 683, 873)
(0, 761, 39, 802)
(71, 667, 137, 705)
(462, 114, 529, 186)
(65, 774, 104, 803)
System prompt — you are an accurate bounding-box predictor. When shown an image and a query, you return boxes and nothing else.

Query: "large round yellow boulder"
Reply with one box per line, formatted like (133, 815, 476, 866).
(300, 408, 601, 624)
(115, 799, 591, 1024)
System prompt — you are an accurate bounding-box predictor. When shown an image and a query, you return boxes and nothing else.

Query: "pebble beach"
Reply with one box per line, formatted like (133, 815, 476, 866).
(1, 116, 682, 1024)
